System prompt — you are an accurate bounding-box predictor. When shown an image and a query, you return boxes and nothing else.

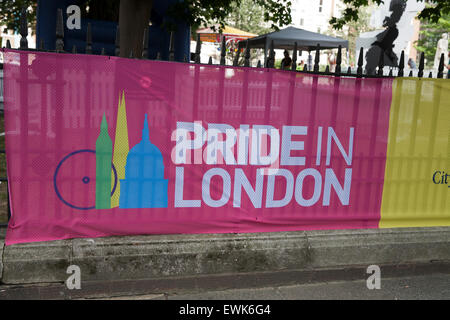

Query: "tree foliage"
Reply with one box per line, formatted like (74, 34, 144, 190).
(0, 0, 36, 34)
(166, 0, 291, 32)
(330, 0, 449, 30)
(327, 3, 375, 66)
(225, 0, 273, 35)
(417, 0, 450, 23)
(415, 13, 450, 67)
(223, 0, 276, 66)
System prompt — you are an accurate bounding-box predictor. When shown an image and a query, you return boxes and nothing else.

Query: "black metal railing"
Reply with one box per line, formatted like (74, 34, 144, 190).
(3, 8, 447, 77)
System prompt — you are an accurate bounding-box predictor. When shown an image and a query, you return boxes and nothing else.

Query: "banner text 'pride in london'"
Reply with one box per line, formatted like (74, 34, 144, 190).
(171, 122, 354, 209)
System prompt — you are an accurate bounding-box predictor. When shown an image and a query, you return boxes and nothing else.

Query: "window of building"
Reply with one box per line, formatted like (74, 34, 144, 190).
(319, 0, 323, 13)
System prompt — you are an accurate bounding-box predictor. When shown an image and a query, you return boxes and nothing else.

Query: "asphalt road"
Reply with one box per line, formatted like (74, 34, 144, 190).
(104, 273, 450, 300)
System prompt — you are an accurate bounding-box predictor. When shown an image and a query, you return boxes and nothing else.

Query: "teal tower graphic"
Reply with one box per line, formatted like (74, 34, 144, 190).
(119, 114, 168, 208)
(96, 114, 113, 209)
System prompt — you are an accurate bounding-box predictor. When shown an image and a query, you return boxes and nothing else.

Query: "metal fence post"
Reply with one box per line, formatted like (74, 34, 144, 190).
(220, 35, 226, 65)
(398, 51, 404, 77)
(195, 33, 201, 64)
(20, 7, 28, 50)
(115, 26, 120, 57)
(86, 23, 92, 54)
(267, 40, 275, 68)
(437, 53, 444, 79)
(142, 28, 149, 59)
(418, 52, 424, 78)
(357, 47, 363, 77)
(313, 44, 320, 72)
(291, 42, 298, 71)
(244, 40, 251, 67)
(55, 8, 64, 52)
(335, 45, 341, 75)
(169, 32, 175, 61)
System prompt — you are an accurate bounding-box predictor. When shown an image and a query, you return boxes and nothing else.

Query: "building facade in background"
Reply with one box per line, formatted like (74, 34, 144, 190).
(290, 0, 343, 34)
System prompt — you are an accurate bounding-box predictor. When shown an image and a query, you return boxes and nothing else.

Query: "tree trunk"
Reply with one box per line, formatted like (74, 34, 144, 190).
(119, 0, 153, 58)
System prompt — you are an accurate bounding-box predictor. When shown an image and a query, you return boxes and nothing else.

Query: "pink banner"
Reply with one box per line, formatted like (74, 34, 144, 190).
(3, 50, 393, 245)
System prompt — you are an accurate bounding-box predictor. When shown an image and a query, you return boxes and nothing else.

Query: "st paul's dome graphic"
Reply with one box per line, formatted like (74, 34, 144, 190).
(119, 114, 168, 208)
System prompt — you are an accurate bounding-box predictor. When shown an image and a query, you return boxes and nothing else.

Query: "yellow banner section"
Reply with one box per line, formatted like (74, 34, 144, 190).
(380, 78, 450, 228)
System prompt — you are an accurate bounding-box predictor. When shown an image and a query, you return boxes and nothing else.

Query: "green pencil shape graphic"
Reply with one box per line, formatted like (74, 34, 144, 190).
(96, 114, 113, 209)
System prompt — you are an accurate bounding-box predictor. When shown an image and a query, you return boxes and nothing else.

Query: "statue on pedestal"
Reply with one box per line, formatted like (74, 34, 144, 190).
(434, 33, 448, 70)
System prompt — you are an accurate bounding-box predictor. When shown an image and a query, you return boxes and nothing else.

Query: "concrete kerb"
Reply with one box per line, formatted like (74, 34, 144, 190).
(1, 227, 449, 285)
(305, 227, 450, 268)
(70, 231, 311, 282)
(0, 227, 7, 283)
(1, 239, 72, 284)
(0, 241, 4, 282)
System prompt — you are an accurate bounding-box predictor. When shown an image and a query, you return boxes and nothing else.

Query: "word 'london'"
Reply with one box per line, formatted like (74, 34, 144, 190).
(173, 122, 354, 209)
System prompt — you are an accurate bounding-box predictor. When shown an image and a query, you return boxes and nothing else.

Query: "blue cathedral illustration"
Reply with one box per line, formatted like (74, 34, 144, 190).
(119, 114, 168, 208)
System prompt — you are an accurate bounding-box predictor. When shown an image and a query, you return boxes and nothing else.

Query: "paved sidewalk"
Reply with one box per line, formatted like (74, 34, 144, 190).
(103, 273, 450, 300)
(1, 262, 449, 299)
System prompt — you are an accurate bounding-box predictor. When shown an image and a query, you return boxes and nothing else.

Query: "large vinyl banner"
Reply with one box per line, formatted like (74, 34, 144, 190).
(3, 50, 449, 245)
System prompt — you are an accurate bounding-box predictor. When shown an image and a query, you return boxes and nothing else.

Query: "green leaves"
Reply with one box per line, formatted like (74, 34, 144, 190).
(0, 0, 36, 34)
(414, 12, 450, 67)
(225, 0, 272, 35)
(418, 0, 450, 23)
(330, 0, 383, 30)
(167, 0, 291, 32)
